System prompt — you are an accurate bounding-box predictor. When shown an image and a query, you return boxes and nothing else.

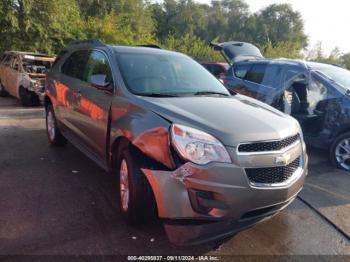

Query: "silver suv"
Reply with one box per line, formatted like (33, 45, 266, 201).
(44, 40, 308, 245)
(0, 51, 55, 106)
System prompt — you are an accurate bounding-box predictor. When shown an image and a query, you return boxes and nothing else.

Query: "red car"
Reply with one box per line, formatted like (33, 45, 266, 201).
(201, 62, 229, 78)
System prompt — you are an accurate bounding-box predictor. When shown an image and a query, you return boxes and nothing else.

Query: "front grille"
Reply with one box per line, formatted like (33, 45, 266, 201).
(245, 157, 301, 185)
(238, 134, 299, 153)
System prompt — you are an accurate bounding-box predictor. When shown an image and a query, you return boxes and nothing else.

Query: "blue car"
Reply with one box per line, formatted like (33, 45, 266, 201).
(212, 41, 350, 171)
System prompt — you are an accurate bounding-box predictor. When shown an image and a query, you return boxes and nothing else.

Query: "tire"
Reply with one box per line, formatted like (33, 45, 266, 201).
(0, 82, 7, 97)
(31, 93, 40, 106)
(330, 132, 350, 171)
(116, 147, 156, 224)
(46, 104, 67, 146)
(19, 86, 31, 107)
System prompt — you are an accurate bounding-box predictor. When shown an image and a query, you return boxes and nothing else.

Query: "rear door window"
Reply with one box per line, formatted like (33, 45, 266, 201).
(233, 64, 251, 79)
(261, 64, 282, 88)
(61, 50, 90, 81)
(245, 64, 267, 84)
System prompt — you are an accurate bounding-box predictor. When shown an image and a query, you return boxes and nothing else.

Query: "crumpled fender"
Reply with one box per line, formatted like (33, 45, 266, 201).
(109, 103, 176, 169)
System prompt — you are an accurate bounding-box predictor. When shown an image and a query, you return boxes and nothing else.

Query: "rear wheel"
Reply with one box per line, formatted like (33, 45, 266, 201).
(116, 147, 156, 224)
(19, 86, 40, 106)
(46, 104, 67, 146)
(330, 132, 350, 171)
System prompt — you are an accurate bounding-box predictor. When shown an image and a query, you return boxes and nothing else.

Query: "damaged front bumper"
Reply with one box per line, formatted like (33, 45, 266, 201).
(27, 80, 46, 101)
(142, 154, 308, 245)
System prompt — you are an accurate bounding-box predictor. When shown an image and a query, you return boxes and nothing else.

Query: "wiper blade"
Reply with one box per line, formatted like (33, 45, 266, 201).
(192, 91, 230, 96)
(136, 92, 180, 97)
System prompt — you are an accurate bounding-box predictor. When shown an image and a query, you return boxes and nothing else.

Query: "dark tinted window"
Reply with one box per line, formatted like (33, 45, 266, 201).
(212, 65, 226, 76)
(245, 64, 267, 84)
(53, 50, 68, 68)
(262, 64, 282, 88)
(85, 51, 113, 86)
(234, 64, 251, 79)
(61, 50, 90, 80)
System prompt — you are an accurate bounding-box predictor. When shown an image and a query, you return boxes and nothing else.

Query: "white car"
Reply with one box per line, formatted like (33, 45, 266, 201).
(0, 51, 55, 106)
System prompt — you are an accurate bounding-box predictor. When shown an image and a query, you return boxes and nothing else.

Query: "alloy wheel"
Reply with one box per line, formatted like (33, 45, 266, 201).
(335, 138, 350, 170)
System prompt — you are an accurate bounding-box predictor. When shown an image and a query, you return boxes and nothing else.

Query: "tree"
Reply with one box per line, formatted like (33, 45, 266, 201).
(0, 0, 82, 54)
(254, 4, 308, 50)
(341, 53, 350, 70)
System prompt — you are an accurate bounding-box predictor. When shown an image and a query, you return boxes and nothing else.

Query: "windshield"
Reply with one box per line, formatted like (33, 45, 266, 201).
(117, 53, 230, 96)
(312, 64, 350, 90)
(22, 58, 52, 74)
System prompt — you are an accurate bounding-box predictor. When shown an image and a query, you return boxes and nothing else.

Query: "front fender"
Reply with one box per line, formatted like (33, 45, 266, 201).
(109, 104, 176, 169)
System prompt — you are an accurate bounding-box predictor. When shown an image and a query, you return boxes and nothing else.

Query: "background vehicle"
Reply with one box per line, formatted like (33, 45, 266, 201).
(0, 51, 55, 106)
(213, 41, 350, 171)
(44, 39, 307, 245)
(201, 61, 229, 78)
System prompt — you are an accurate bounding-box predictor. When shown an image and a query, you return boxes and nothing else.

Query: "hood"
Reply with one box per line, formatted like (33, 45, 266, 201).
(137, 95, 300, 147)
(210, 41, 263, 64)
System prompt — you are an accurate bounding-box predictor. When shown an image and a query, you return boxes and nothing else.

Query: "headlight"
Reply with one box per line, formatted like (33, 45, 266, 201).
(171, 124, 231, 165)
(31, 81, 40, 89)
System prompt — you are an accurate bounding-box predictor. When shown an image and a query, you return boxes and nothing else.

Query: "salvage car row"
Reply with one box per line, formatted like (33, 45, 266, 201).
(0, 39, 348, 245)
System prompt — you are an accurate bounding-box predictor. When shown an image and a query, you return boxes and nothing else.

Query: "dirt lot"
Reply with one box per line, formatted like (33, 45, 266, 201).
(0, 96, 349, 259)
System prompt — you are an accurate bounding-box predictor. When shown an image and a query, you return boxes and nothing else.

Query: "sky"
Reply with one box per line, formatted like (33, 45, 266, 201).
(157, 0, 350, 55)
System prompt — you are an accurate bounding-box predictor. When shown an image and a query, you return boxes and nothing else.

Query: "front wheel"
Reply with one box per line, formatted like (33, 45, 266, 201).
(0, 82, 8, 97)
(46, 104, 67, 146)
(116, 147, 156, 224)
(330, 132, 350, 171)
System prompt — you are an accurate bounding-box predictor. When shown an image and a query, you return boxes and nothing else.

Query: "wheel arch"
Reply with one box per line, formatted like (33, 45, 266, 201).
(329, 125, 350, 148)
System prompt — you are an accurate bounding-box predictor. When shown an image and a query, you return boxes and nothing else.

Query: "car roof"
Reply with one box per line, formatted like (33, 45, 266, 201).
(236, 58, 346, 71)
(235, 58, 310, 69)
(65, 39, 188, 58)
(110, 45, 187, 57)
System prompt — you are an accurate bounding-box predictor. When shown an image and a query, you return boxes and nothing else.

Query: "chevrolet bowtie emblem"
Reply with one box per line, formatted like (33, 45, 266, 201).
(275, 153, 291, 165)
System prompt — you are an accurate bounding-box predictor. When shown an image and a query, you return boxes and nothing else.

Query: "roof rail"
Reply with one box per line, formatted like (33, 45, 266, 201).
(137, 44, 162, 49)
(68, 39, 104, 46)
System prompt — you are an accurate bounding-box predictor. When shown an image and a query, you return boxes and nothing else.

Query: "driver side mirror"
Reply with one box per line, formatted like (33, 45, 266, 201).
(90, 74, 112, 91)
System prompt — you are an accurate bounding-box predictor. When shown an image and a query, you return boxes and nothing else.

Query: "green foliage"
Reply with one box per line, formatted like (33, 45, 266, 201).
(0, 0, 310, 62)
(341, 53, 350, 70)
(254, 4, 308, 49)
(162, 34, 224, 62)
(262, 41, 304, 59)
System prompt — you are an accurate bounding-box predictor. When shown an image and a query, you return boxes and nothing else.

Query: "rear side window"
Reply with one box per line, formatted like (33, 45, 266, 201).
(245, 64, 267, 84)
(234, 64, 251, 79)
(61, 50, 90, 81)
